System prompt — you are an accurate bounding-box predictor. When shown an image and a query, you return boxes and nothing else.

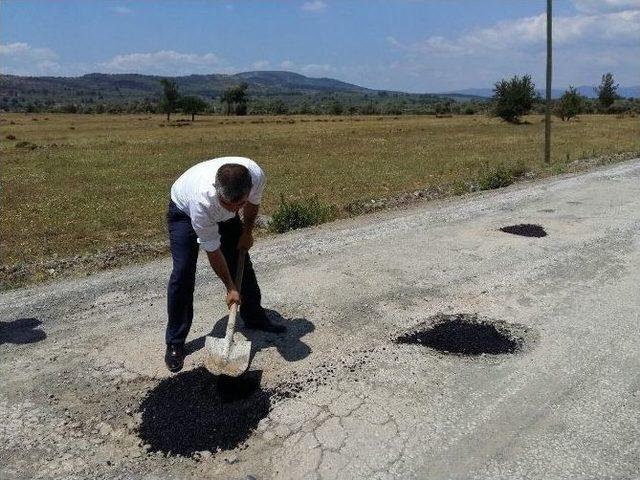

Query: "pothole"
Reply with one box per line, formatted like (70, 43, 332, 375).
(394, 313, 533, 356)
(137, 368, 270, 457)
(136, 354, 370, 457)
(499, 224, 547, 237)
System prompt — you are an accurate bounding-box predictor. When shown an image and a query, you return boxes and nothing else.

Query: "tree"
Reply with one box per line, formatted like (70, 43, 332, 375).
(492, 74, 537, 123)
(159, 79, 180, 121)
(595, 72, 619, 110)
(359, 102, 377, 115)
(269, 99, 288, 115)
(180, 96, 207, 121)
(328, 100, 343, 115)
(221, 82, 248, 115)
(554, 86, 583, 121)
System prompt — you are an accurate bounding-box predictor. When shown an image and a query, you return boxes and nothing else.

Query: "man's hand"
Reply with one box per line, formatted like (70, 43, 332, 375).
(226, 288, 241, 308)
(238, 229, 254, 251)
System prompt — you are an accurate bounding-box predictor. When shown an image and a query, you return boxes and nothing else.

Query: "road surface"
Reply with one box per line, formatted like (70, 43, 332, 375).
(1, 159, 639, 480)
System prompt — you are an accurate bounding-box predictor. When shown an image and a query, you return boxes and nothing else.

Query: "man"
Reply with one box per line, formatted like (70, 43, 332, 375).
(165, 156, 285, 373)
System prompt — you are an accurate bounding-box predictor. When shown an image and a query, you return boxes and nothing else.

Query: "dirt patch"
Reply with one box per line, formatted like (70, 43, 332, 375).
(137, 368, 270, 457)
(394, 313, 532, 356)
(499, 224, 547, 237)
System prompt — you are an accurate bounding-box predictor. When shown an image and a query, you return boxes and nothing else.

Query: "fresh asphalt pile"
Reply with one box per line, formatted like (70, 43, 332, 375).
(138, 368, 272, 456)
(394, 313, 529, 356)
(499, 223, 548, 237)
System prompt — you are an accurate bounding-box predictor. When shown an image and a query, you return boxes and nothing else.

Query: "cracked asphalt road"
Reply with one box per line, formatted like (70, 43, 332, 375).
(2, 159, 639, 480)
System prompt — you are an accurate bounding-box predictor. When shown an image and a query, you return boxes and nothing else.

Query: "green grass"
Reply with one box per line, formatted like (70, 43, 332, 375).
(269, 196, 337, 233)
(1, 113, 638, 286)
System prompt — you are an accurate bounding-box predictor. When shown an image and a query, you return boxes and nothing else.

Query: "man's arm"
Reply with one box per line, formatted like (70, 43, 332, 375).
(238, 202, 260, 251)
(206, 248, 240, 307)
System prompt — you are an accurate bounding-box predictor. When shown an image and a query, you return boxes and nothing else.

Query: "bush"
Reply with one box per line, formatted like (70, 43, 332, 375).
(492, 75, 537, 123)
(555, 86, 584, 121)
(269, 196, 336, 233)
(15, 141, 38, 150)
(478, 165, 515, 190)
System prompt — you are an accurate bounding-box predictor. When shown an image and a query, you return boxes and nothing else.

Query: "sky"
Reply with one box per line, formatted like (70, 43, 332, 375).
(1, 0, 639, 92)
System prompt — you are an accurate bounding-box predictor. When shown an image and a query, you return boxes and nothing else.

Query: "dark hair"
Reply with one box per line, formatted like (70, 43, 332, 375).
(215, 163, 252, 203)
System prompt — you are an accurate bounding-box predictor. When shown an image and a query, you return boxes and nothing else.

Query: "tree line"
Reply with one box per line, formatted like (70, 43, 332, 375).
(492, 72, 632, 123)
(3, 72, 637, 117)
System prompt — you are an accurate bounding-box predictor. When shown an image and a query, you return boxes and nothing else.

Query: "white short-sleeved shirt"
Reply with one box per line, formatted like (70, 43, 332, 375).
(170, 156, 266, 252)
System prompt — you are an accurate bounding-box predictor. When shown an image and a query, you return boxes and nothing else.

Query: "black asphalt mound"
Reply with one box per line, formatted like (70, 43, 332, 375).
(137, 368, 269, 456)
(499, 224, 547, 237)
(0, 317, 46, 345)
(395, 314, 521, 355)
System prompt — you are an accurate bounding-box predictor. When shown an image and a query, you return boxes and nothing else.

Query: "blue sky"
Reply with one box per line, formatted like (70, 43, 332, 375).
(1, 0, 638, 92)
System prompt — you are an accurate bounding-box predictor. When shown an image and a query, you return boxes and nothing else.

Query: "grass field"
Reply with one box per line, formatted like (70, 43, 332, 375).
(1, 112, 638, 287)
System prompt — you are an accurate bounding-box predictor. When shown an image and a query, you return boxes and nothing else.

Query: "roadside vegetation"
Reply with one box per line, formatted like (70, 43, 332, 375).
(1, 112, 638, 288)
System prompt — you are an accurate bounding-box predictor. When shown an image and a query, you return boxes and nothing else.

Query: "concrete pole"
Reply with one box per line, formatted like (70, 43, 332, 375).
(545, 0, 552, 164)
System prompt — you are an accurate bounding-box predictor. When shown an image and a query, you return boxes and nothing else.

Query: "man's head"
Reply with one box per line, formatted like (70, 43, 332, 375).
(215, 163, 252, 212)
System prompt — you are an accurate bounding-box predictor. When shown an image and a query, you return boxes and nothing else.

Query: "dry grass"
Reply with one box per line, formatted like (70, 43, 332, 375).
(1, 113, 638, 285)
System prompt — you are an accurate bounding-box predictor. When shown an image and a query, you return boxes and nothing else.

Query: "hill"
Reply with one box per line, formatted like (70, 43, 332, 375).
(0, 71, 494, 114)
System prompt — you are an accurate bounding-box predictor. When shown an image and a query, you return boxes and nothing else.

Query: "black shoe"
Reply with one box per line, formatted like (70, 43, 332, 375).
(242, 312, 286, 334)
(164, 343, 185, 373)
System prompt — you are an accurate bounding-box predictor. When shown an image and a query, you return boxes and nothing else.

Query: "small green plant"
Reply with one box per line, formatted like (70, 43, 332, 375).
(450, 179, 471, 195)
(478, 165, 515, 190)
(553, 164, 568, 175)
(269, 196, 337, 233)
(15, 141, 37, 150)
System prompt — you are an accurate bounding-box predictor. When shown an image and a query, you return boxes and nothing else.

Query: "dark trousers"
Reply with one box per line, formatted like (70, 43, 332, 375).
(165, 200, 264, 345)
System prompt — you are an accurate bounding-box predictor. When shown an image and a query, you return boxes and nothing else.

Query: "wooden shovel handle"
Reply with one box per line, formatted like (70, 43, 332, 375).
(235, 249, 246, 294)
(223, 250, 247, 347)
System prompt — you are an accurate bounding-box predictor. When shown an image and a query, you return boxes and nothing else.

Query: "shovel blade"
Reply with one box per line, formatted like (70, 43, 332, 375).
(203, 333, 251, 377)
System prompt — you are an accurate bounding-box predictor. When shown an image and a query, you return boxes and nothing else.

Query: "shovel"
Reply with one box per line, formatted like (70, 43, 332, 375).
(203, 250, 252, 377)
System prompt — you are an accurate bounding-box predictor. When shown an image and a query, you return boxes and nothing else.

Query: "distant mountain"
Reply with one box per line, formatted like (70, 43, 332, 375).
(0, 70, 473, 113)
(440, 85, 640, 99)
(0, 71, 374, 104)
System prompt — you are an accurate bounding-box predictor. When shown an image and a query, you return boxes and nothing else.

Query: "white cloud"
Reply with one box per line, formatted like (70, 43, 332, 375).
(398, 10, 639, 56)
(386, 36, 401, 48)
(114, 6, 133, 15)
(99, 50, 223, 75)
(301, 63, 333, 75)
(571, 0, 640, 13)
(0, 42, 64, 75)
(280, 60, 295, 69)
(0, 42, 58, 62)
(301, 0, 327, 13)
(251, 60, 269, 70)
(386, 4, 640, 91)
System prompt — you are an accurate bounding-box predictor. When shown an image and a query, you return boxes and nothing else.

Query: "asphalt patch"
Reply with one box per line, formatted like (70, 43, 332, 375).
(395, 313, 525, 355)
(499, 224, 547, 237)
(137, 352, 371, 457)
(137, 368, 270, 457)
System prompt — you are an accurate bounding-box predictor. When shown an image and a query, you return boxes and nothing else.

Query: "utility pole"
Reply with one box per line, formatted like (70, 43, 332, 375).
(545, 0, 552, 164)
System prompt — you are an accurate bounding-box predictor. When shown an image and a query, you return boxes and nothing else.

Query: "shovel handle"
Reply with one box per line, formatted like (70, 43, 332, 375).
(223, 250, 247, 350)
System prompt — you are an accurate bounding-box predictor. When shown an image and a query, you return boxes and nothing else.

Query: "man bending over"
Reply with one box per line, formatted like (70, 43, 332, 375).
(165, 156, 285, 373)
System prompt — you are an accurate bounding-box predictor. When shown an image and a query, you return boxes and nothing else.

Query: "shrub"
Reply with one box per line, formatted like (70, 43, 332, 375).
(478, 165, 515, 190)
(269, 196, 336, 233)
(555, 86, 584, 121)
(491, 75, 537, 123)
(595, 73, 619, 110)
(15, 141, 37, 150)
